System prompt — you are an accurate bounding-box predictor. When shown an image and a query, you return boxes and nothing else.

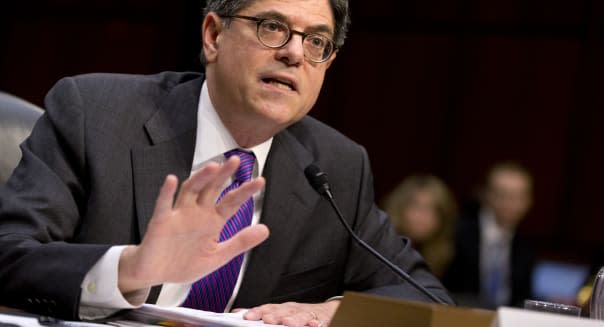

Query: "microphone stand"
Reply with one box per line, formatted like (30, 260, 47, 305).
(305, 165, 448, 305)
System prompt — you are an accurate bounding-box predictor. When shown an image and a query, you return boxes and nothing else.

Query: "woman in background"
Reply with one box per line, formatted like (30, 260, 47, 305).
(383, 175, 458, 278)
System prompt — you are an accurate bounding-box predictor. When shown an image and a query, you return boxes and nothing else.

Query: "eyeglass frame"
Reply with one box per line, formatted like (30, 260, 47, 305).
(220, 14, 338, 63)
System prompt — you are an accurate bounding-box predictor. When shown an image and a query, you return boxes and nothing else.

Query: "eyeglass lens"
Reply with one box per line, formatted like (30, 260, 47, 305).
(257, 19, 333, 62)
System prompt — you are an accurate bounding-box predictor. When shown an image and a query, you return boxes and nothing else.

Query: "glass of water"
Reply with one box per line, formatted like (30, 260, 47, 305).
(524, 299, 581, 316)
(590, 266, 604, 320)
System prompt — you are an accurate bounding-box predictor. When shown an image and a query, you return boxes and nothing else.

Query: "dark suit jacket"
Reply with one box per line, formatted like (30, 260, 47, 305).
(443, 208, 534, 308)
(0, 72, 452, 319)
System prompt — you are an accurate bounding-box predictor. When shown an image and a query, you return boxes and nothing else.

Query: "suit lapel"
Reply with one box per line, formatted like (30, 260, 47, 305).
(235, 127, 322, 307)
(132, 76, 203, 240)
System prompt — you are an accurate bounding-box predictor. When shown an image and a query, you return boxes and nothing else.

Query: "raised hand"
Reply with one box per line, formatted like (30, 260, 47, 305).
(117, 156, 269, 293)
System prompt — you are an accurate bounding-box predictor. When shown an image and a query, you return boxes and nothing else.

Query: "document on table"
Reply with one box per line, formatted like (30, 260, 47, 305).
(0, 313, 43, 327)
(116, 304, 287, 327)
(0, 312, 107, 327)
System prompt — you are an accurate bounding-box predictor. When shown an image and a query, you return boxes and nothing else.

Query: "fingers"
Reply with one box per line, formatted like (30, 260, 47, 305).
(215, 177, 265, 218)
(308, 319, 327, 327)
(177, 155, 264, 221)
(242, 302, 328, 327)
(151, 175, 178, 223)
(197, 156, 241, 205)
(174, 162, 220, 208)
(242, 308, 263, 321)
(174, 156, 239, 208)
(281, 311, 320, 327)
(218, 224, 269, 258)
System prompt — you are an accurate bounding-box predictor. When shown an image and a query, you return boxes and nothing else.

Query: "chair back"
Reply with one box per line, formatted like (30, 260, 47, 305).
(0, 92, 44, 184)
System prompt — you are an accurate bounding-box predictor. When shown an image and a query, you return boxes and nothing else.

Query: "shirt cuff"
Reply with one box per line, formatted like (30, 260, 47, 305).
(325, 295, 343, 302)
(79, 245, 150, 320)
(156, 283, 192, 307)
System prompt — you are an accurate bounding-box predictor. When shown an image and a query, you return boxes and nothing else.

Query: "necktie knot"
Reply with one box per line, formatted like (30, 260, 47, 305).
(224, 149, 255, 183)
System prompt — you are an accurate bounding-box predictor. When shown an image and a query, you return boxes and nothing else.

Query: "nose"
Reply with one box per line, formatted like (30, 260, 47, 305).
(275, 33, 305, 66)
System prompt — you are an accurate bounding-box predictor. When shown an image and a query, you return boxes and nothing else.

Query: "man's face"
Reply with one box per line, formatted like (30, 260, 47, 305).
(485, 170, 532, 230)
(203, 0, 336, 141)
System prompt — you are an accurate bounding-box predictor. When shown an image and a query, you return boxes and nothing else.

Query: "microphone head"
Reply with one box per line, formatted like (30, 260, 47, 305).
(304, 164, 330, 195)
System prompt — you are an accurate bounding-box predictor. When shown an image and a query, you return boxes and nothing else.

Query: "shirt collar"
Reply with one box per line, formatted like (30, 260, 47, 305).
(192, 81, 273, 177)
(480, 206, 513, 245)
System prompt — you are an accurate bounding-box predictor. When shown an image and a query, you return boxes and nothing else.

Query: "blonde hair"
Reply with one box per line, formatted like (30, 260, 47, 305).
(383, 174, 458, 277)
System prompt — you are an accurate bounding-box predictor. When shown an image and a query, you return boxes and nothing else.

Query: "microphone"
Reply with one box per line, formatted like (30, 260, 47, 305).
(304, 164, 448, 305)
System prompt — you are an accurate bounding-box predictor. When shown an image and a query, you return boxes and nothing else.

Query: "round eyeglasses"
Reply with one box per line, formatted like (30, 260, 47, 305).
(222, 15, 337, 63)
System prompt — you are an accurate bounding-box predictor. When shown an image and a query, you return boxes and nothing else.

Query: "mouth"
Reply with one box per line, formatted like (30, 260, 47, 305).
(261, 76, 297, 92)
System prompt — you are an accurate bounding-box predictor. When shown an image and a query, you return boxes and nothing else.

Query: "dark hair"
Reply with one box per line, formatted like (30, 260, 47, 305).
(200, 0, 350, 65)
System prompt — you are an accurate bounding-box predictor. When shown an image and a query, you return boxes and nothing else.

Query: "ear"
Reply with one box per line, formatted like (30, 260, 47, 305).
(201, 12, 223, 64)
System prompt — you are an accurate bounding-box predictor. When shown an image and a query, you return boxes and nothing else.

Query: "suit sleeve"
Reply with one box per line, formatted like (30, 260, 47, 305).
(0, 77, 111, 319)
(341, 146, 454, 304)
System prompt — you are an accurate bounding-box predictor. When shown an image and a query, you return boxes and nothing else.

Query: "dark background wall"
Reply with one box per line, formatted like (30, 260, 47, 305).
(1, 0, 603, 265)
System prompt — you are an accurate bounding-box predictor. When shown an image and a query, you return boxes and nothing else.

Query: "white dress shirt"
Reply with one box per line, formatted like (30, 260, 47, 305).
(79, 81, 272, 319)
(479, 207, 513, 306)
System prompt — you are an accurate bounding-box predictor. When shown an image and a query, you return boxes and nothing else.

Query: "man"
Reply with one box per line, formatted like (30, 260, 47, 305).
(444, 161, 535, 308)
(0, 0, 453, 325)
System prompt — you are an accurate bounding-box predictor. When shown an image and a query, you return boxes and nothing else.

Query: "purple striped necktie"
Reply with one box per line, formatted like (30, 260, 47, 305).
(182, 149, 256, 312)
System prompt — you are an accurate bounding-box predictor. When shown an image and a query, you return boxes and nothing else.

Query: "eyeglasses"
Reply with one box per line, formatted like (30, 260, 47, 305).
(222, 15, 337, 63)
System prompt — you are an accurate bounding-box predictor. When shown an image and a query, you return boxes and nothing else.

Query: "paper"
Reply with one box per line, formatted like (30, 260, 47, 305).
(492, 307, 604, 327)
(0, 313, 107, 327)
(120, 304, 288, 327)
(0, 313, 42, 327)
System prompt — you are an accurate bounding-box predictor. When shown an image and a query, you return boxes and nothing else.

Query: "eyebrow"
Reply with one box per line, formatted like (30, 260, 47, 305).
(253, 10, 334, 37)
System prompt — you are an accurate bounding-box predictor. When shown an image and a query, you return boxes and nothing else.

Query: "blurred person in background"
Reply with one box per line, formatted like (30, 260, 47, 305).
(383, 174, 458, 278)
(444, 161, 535, 308)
